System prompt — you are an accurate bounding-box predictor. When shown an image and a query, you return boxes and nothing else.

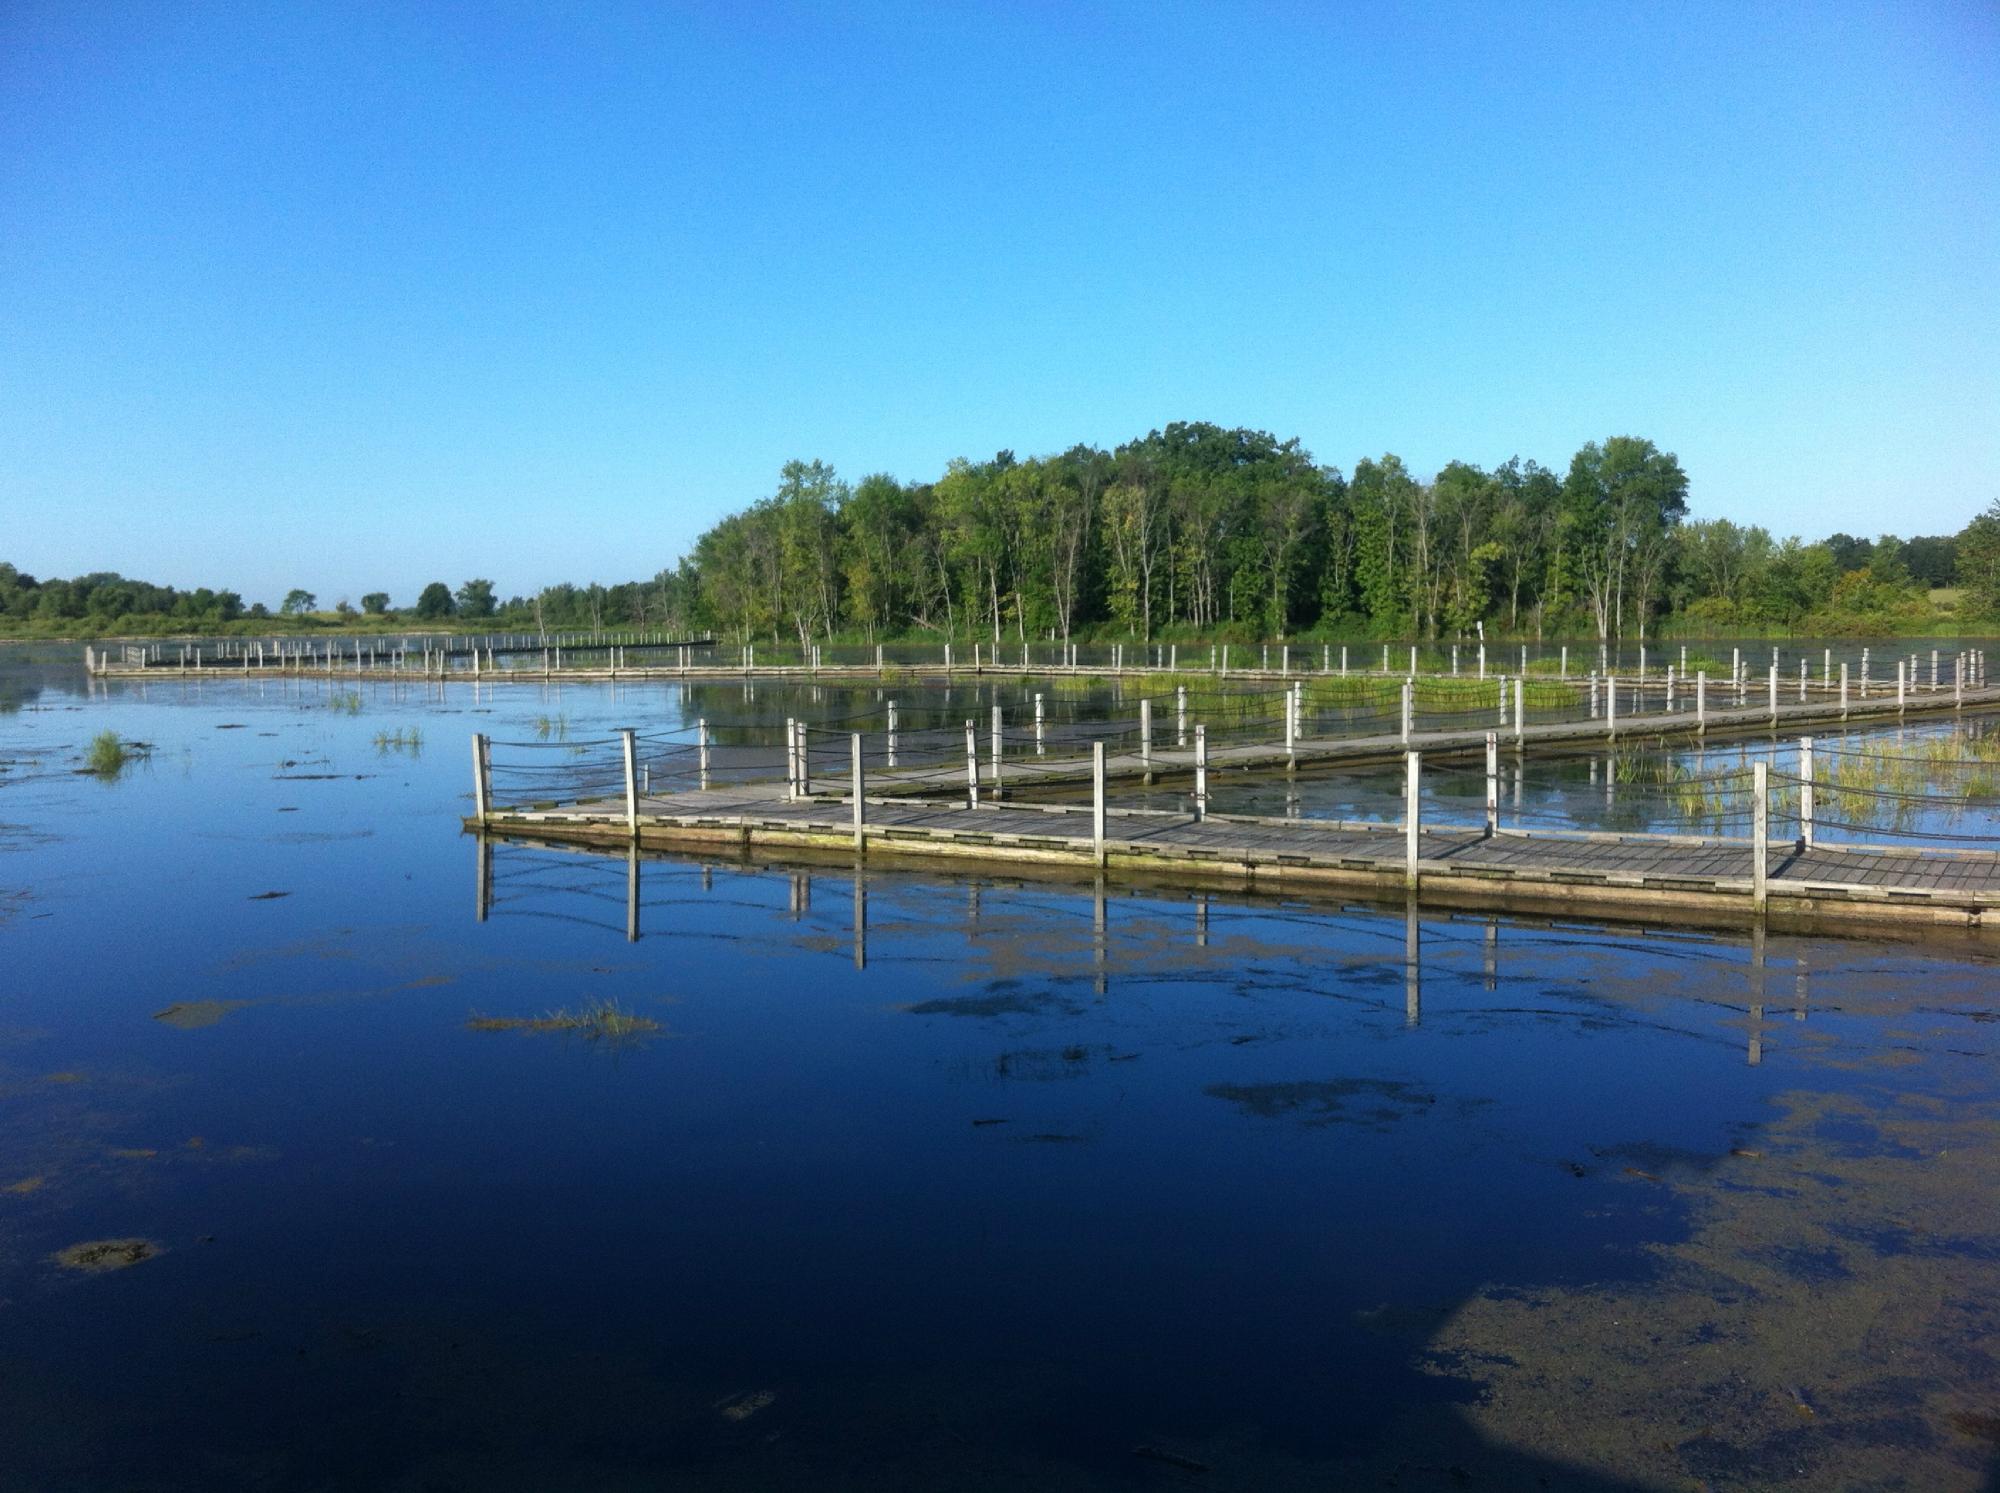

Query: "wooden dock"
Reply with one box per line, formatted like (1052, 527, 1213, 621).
(465, 771, 2000, 936)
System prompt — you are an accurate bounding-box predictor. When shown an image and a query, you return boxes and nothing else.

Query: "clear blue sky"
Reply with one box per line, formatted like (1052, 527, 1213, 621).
(3, 1, 1995, 608)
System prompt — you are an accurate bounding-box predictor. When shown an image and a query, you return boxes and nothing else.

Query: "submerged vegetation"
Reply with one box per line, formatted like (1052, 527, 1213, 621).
(326, 691, 363, 715)
(533, 713, 569, 741)
(372, 727, 424, 754)
(466, 998, 660, 1042)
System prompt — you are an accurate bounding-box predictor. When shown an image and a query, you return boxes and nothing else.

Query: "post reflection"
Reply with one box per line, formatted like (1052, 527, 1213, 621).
(1404, 897, 1421, 1026)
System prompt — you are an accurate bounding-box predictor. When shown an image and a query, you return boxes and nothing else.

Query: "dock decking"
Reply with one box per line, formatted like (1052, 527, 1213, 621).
(467, 781, 2000, 936)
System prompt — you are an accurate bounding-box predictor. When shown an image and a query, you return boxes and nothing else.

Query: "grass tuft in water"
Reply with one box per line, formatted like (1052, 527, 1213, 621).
(87, 730, 128, 776)
(466, 997, 660, 1041)
(533, 713, 570, 741)
(327, 691, 363, 715)
(372, 727, 424, 754)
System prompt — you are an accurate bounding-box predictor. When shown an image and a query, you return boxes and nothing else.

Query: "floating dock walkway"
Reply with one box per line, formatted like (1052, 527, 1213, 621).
(466, 700, 2000, 934)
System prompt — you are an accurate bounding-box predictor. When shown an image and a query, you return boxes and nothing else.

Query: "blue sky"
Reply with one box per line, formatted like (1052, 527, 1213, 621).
(3, 1, 1995, 607)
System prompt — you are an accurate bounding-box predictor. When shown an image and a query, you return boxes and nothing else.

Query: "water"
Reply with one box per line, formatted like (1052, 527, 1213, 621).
(4, 643, 1999, 1490)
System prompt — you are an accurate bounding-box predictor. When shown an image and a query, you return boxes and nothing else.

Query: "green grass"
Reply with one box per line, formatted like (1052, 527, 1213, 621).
(533, 713, 569, 741)
(326, 691, 362, 715)
(372, 727, 424, 754)
(465, 997, 661, 1041)
(86, 730, 128, 776)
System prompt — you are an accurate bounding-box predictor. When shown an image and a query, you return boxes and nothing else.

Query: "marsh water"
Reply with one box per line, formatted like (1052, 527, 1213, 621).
(3, 642, 1999, 1491)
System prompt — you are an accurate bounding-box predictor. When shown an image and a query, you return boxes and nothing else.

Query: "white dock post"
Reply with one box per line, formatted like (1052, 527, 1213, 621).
(785, 717, 798, 800)
(1861, 648, 1871, 696)
(797, 719, 811, 797)
(1381, 643, 1389, 673)
(1452, 644, 1459, 675)
(1140, 697, 1153, 777)
(1221, 644, 1229, 676)
(1341, 645, 1348, 676)
(1282, 644, 1289, 675)
(1590, 672, 1600, 718)
(1484, 731, 1498, 837)
(1732, 646, 1741, 684)
(1897, 661, 1907, 714)
(1799, 659, 1808, 701)
(1176, 685, 1187, 746)
(851, 733, 866, 851)
(1478, 643, 1486, 679)
(1409, 645, 1417, 676)
(471, 734, 491, 826)
(1768, 663, 1778, 725)
(1170, 643, 1178, 671)
(887, 701, 898, 767)
(1514, 677, 1524, 742)
(1697, 671, 1707, 734)
(1799, 736, 1814, 850)
(1840, 663, 1849, 719)
(1932, 648, 1939, 691)
(964, 721, 979, 806)
(621, 728, 639, 836)
(1092, 741, 1107, 867)
(1607, 675, 1617, 737)
(1561, 645, 1568, 678)
(1404, 751, 1422, 890)
(991, 704, 1005, 797)
(1282, 689, 1295, 768)
(1752, 760, 1769, 911)
(1823, 648, 1831, 689)
(1194, 724, 1208, 821)
(1034, 693, 1045, 755)
(1401, 680, 1413, 744)
(876, 643, 883, 673)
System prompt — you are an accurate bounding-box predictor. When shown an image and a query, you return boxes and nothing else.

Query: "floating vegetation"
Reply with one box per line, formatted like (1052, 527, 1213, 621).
(533, 713, 570, 741)
(86, 730, 128, 777)
(53, 1238, 161, 1272)
(465, 997, 660, 1042)
(326, 691, 363, 715)
(372, 727, 424, 754)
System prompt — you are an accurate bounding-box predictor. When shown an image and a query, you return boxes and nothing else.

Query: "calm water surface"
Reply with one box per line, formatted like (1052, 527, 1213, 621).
(3, 644, 1997, 1491)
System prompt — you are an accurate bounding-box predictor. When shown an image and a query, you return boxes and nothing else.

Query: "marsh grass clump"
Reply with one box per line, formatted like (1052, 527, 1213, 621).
(1821, 729, 2000, 834)
(87, 730, 128, 776)
(372, 727, 424, 754)
(326, 691, 363, 715)
(533, 713, 570, 741)
(466, 997, 660, 1042)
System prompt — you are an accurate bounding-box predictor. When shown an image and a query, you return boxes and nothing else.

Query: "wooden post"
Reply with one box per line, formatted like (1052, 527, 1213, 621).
(621, 729, 639, 836)
(1032, 694, 1044, 756)
(796, 720, 811, 796)
(1092, 741, 1107, 867)
(887, 700, 898, 767)
(1484, 731, 1498, 837)
(965, 721, 979, 807)
(1194, 724, 1208, 820)
(1697, 671, 1707, 734)
(471, 734, 491, 825)
(1897, 660, 1906, 714)
(1606, 675, 1617, 738)
(1752, 760, 1769, 911)
(1514, 676, 1524, 742)
(851, 733, 865, 852)
(1840, 663, 1849, 719)
(1404, 750, 1421, 890)
(1176, 685, 1186, 746)
(1140, 698, 1153, 779)
(1401, 680, 1413, 744)
(698, 719, 710, 788)
(785, 717, 798, 800)
(1282, 688, 1295, 768)
(1561, 644, 1568, 678)
(1768, 663, 1778, 726)
(1799, 736, 1814, 850)
(991, 704, 1004, 797)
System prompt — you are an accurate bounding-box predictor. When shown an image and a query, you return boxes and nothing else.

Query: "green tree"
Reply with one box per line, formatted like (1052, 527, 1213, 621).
(1958, 501, 2000, 617)
(456, 578, 497, 618)
(361, 592, 391, 614)
(280, 588, 317, 615)
(415, 582, 455, 620)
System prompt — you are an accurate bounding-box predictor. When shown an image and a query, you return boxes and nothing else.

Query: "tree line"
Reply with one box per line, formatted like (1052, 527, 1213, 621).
(6, 422, 1994, 639)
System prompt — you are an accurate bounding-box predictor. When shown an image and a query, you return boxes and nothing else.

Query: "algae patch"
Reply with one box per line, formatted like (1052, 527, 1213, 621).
(54, 1238, 161, 1272)
(465, 998, 661, 1042)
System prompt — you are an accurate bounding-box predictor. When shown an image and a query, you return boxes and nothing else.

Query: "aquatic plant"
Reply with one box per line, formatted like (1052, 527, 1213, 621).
(326, 691, 363, 715)
(465, 997, 660, 1042)
(86, 730, 128, 776)
(372, 727, 425, 754)
(533, 713, 570, 741)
